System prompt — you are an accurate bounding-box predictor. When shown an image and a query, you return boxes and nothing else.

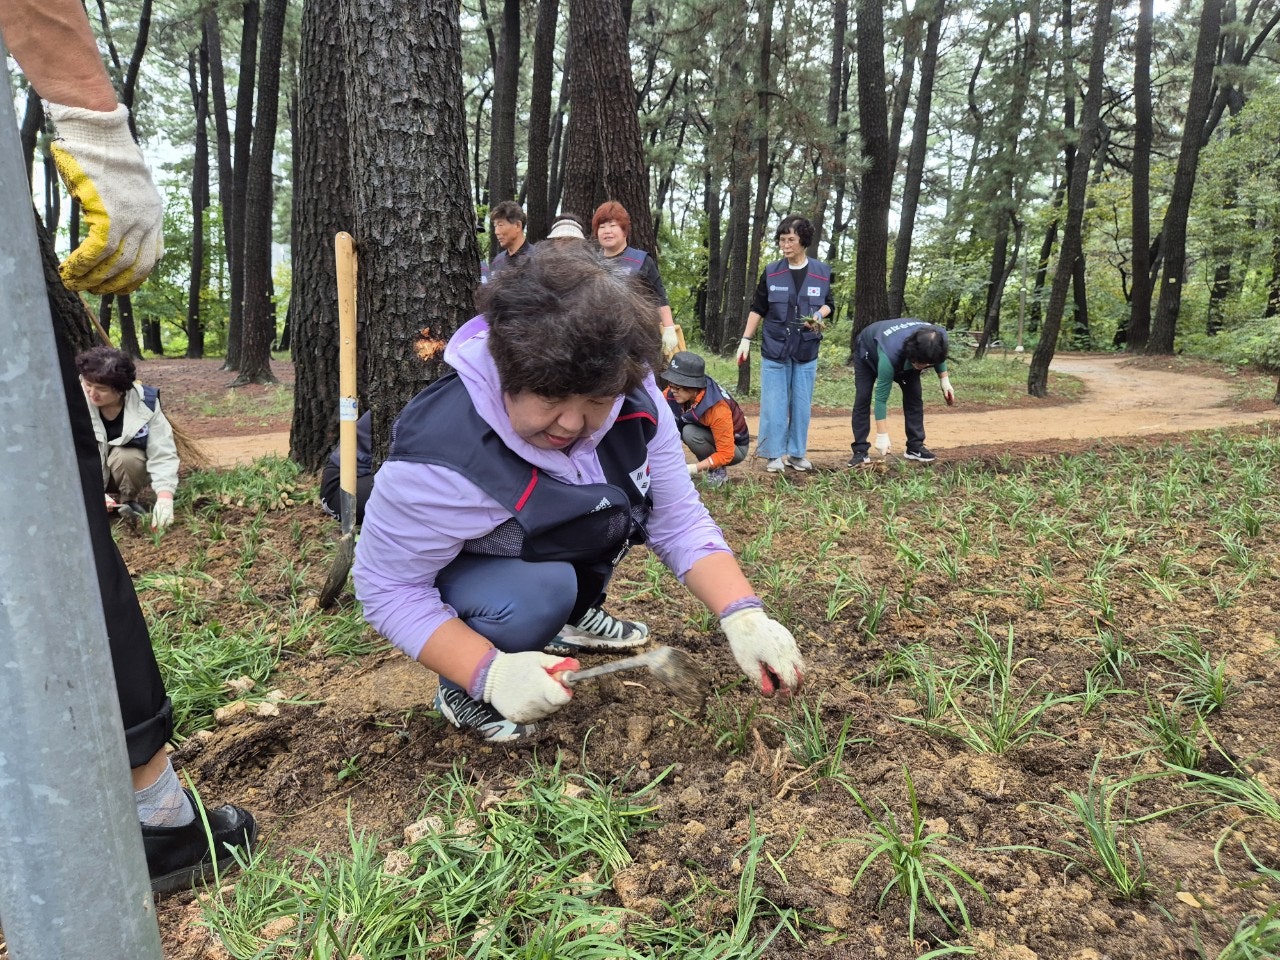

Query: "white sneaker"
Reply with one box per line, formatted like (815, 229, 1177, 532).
(434, 687, 533, 742)
(786, 456, 813, 471)
(766, 458, 786, 473)
(545, 605, 649, 654)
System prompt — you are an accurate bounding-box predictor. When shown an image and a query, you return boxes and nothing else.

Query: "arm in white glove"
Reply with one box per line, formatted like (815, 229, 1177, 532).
(736, 337, 752, 364)
(687, 461, 699, 477)
(939, 372, 955, 406)
(874, 432, 892, 455)
(720, 604, 804, 696)
(482, 651, 579, 723)
(150, 492, 174, 531)
(46, 102, 164, 295)
(661, 325, 680, 356)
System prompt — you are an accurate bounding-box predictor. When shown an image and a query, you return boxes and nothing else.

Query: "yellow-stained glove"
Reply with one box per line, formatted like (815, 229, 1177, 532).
(47, 103, 164, 295)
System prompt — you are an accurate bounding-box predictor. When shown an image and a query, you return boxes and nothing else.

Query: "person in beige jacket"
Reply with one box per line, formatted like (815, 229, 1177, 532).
(75, 345, 178, 529)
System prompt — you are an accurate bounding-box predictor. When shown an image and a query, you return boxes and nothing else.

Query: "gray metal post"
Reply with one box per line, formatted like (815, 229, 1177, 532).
(0, 54, 163, 959)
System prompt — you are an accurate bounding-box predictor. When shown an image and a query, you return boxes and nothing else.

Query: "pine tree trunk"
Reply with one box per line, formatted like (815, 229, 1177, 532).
(289, 0, 354, 470)
(341, 0, 482, 463)
(524, 0, 559, 241)
(1148, 0, 1223, 354)
(225, 0, 260, 371)
(809, 0, 847, 256)
(888, 0, 944, 318)
(487, 0, 519, 213)
(1029, 0, 1112, 396)
(561, 0, 655, 255)
(186, 42, 209, 359)
(1125, 0, 1154, 350)
(852, 0, 891, 338)
(205, 11, 236, 355)
(231, 0, 287, 386)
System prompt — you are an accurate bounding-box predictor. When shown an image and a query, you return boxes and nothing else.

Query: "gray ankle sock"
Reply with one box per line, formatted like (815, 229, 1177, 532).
(135, 760, 195, 828)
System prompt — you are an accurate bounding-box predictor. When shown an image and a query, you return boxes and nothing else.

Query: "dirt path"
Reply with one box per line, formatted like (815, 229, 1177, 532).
(194, 354, 1277, 469)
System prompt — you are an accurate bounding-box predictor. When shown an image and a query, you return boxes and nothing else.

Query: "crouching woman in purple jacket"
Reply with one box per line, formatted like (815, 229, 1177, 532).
(353, 246, 804, 742)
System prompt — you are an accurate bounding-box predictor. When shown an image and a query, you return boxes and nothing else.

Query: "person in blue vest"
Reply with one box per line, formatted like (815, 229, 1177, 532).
(591, 200, 680, 358)
(736, 215, 834, 473)
(489, 200, 531, 278)
(848, 318, 955, 467)
(661, 351, 750, 488)
(353, 246, 804, 743)
(75, 345, 179, 530)
(3, 0, 254, 894)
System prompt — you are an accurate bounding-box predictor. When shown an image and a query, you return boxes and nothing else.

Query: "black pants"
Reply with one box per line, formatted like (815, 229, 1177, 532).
(52, 312, 173, 768)
(320, 461, 374, 528)
(850, 350, 926, 457)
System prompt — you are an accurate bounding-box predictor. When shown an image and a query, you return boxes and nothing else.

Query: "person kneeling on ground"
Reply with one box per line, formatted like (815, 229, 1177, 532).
(353, 246, 804, 742)
(75, 345, 178, 530)
(848, 318, 954, 467)
(662, 350, 749, 488)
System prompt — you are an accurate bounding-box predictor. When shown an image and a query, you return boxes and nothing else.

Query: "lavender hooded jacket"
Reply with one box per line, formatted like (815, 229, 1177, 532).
(352, 316, 732, 660)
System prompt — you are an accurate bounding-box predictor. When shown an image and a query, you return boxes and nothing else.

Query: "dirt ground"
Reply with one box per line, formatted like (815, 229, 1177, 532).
(140, 353, 1279, 469)
(41, 355, 1280, 959)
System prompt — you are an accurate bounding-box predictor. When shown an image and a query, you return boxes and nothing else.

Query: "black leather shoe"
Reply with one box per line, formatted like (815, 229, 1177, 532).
(142, 790, 258, 895)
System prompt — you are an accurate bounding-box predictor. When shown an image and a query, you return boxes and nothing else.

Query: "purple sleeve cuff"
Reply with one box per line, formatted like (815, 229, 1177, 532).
(466, 648, 500, 700)
(719, 595, 764, 619)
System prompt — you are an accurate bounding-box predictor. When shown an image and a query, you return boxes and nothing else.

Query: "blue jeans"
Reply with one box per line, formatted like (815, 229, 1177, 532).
(434, 554, 579, 692)
(757, 357, 817, 459)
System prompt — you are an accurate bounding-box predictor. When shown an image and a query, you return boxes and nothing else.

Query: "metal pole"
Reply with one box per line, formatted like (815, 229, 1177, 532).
(0, 53, 163, 960)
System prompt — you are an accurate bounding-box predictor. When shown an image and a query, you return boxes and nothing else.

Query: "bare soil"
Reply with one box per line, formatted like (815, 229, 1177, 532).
(81, 357, 1280, 957)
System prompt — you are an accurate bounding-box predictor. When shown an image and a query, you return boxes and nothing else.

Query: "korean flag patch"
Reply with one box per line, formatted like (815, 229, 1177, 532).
(630, 459, 651, 497)
(807, 285, 822, 298)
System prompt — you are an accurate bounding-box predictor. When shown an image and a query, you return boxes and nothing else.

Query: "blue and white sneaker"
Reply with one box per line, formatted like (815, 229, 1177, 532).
(545, 606, 649, 655)
(434, 687, 533, 742)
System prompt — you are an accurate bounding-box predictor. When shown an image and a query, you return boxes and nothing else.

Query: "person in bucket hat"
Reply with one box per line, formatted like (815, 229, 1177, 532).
(662, 351, 750, 488)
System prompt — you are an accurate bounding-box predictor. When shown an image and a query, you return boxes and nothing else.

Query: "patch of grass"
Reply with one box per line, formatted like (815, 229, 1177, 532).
(189, 383, 294, 422)
(839, 766, 988, 942)
(1213, 904, 1280, 960)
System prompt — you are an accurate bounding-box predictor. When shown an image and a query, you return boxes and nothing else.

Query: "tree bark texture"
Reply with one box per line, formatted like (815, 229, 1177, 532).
(808, 0, 847, 259)
(226, 0, 261, 371)
(852, 0, 892, 339)
(1028, 0, 1112, 397)
(1125, 0, 1153, 350)
(186, 41, 210, 360)
(561, 0, 656, 255)
(233, 0, 287, 386)
(888, 0, 944, 319)
(289, 0, 354, 470)
(341, 0, 482, 464)
(486, 0, 520, 212)
(1148, 0, 1223, 354)
(524, 0, 560, 241)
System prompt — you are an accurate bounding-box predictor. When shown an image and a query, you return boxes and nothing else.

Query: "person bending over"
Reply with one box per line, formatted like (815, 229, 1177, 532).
(848, 318, 954, 467)
(353, 246, 804, 742)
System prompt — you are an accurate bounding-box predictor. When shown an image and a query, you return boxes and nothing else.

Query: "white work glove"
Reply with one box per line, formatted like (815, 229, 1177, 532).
(687, 462, 699, 477)
(736, 337, 752, 364)
(874, 432, 892, 456)
(483, 651, 578, 723)
(47, 103, 164, 295)
(940, 373, 955, 406)
(150, 494, 174, 531)
(720, 608, 804, 696)
(661, 325, 680, 356)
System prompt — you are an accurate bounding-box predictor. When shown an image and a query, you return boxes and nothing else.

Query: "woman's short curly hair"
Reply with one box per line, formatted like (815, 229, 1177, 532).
(75, 346, 136, 393)
(476, 245, 661, 399)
